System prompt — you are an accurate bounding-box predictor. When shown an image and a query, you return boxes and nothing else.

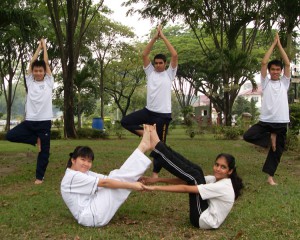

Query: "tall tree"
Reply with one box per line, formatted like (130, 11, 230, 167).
(104, 45, 145, 118)
(45, 0, 104, 138)
(0, 0, 39, 131)
(86, 14, 135, 119)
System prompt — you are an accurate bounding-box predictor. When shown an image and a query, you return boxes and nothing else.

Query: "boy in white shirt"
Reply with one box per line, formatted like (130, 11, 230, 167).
(243, 33, 290, 185)
(6, 38, 54, 184)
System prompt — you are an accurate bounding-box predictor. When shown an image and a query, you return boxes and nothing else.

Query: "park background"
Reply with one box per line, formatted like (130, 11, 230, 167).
(1, 0, 300, 239)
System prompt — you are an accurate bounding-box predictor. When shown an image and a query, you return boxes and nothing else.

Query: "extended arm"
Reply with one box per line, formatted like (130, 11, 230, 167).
(261, 34, 278, 78)
(41, 38, 52, 75)
(143, 184, 199, 194)
(276, 34, 290, 78)
(140, 176, 186, 185)
(159, 28, 178, 68)
(98, 178, 143, 190)
(28, 40, 42, 75)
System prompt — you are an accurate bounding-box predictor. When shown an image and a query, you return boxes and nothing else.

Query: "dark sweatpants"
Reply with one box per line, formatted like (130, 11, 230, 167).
(6, 120, 52, 180)
(121, 107, 172, 173)
(243, 121, 287, 176)
(150, 142, 209, 227)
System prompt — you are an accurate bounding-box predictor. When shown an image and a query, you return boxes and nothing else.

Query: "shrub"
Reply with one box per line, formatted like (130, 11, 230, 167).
(113, 121, 125, 139)
(51, 130, 62, 140)
(77, 128, 109, 139)
(0, 132, 7, 140)
(285, 129, 299, 151)
(214, 126, 244, 140)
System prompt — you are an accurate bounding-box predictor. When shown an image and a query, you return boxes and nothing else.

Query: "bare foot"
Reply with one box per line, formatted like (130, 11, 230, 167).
(137, 125, 151, 153)
(271, 133, 276, 152)
(37, 137, 41, 152)
(34, 179, 43, 185)
(152, 172, 159, 178)
(150, 124, 160, 150)
(267, 176, 277, 186)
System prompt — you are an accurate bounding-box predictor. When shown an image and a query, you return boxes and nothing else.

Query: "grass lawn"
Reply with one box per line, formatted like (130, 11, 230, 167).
(0, 127, 299, 240)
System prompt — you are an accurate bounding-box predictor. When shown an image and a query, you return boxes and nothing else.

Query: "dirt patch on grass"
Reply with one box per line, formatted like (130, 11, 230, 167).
(0, 152, 36, 177)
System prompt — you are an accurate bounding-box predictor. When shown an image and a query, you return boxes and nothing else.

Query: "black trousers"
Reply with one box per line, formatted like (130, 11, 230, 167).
(243, 121, 287, 176)
(150, 142, 209, 227)
(6, 120, 52, 180)
(121, 107, 172, 173)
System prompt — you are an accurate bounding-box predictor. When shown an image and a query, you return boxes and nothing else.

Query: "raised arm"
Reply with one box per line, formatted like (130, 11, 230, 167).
(98, 178, 143, 191)
(159, 27, 178, 69)
(142, 26, 160, 67)
(41, 38, 52, 75)
(261, 34, 278, 78)
(143, 184, 199, 194)
(276, 34, 290, 78)
(28, 40, 42, 75)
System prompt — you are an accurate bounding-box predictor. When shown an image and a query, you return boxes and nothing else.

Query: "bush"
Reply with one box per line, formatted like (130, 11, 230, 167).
(285, 129, 299, 151)
(51, 130, 62, 140)
(214, 126, 244, 140)
(77, 128, 109, 139)
(113, 121, 125, 139)
(0, 132, 7, 140)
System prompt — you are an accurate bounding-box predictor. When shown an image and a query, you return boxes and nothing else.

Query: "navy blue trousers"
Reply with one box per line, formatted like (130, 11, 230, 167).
(6, 120, 51, 180)
(243, 121, 287, 176)
(121, 107, 172, 173)
(150, 142, 208, 227)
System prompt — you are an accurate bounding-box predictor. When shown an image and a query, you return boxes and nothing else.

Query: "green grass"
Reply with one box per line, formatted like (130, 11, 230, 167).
(0, 127, 299, 240)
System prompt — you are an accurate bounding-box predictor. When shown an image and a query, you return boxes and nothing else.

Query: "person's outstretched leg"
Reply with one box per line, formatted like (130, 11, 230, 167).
(92, 125, 152, 227)
(150, 125, 208, 227)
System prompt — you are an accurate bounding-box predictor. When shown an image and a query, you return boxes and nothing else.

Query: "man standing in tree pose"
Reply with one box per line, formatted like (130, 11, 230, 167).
(121, 25, 178, 177)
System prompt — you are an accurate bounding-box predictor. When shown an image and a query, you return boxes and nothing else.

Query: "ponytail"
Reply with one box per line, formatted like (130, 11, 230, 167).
(229, 167, 244, 200)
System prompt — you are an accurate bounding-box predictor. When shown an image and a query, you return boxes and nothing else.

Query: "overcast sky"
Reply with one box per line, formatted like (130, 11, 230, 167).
(103, 0, 154, 39)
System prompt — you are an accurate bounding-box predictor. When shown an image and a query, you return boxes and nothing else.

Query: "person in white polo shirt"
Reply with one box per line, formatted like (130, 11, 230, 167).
(6, 38, 54, 185)
(243, 33, 290, 185)
(121, 25, 178, 178)
(61, 125, 153, 227)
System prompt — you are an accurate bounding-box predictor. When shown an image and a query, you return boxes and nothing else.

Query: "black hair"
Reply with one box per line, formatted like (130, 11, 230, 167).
(215, 153, 244, 200)
(154, 53, 167, 63)
(267, 59, 283, 71)
(66, 146, 94, 168)
(31, 59, 46, 71)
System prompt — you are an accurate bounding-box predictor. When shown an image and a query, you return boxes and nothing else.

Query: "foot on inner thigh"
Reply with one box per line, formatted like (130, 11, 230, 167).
(270, 133, 276, 152)
(267, 176, 277, 186)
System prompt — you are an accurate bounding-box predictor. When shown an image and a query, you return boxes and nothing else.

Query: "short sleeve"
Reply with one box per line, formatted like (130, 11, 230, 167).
(61, 171, 99, 195)
(143, 63, 154, 79)
(166, 65, 177, 81)
(197, 181, 227, 200)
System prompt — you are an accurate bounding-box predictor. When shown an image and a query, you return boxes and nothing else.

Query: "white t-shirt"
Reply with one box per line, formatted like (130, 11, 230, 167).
(197, 176, 235, 229)
(61, 169, 106, 222)
(144, 63, 177, 113)
(260, 75, 290, 123)
(25, 74, 54, 121)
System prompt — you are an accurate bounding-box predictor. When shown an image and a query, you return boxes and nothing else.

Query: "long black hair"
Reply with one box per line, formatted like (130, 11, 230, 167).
(216, 153, 244, 200)
(66, 146, 95, 168)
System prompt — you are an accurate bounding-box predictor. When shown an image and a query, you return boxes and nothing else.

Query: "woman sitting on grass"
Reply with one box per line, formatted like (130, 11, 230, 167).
(60, 125, 153, 227)
(141, 125, 244, 229)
